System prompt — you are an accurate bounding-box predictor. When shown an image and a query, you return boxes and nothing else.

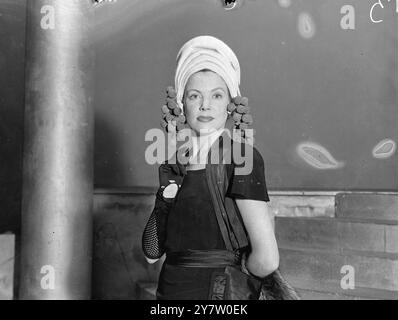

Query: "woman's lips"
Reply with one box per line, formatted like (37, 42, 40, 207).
(197, 116, 214, 123)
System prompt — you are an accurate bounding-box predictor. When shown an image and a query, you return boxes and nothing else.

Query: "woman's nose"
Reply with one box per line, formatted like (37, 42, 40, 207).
(199, 97, 211, 111)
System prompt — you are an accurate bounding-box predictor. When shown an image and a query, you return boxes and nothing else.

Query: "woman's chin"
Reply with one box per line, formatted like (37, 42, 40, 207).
(190, 123, 225, 136)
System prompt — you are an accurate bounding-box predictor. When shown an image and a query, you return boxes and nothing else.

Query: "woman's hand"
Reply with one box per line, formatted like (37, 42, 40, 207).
(142, 161, 186, 264)
(235, 199, 279, 278)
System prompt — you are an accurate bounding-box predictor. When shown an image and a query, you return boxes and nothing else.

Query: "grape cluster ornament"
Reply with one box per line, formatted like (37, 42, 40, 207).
(228, 96, 253, 143)
(160, 86, 186, 133)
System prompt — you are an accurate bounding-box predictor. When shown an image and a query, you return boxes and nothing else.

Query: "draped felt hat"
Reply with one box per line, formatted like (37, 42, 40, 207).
(174, 35, 241, 114)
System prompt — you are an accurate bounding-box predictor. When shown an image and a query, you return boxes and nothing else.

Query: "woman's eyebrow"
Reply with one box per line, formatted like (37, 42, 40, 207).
(186, 87, 226, 93)
(211, 87, 226, 93)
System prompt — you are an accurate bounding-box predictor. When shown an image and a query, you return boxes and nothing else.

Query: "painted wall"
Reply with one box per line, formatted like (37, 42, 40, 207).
(93, 0, 398, 191)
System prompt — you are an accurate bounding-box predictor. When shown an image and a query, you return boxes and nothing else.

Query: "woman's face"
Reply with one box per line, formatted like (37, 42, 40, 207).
(183, 70, 230, 136)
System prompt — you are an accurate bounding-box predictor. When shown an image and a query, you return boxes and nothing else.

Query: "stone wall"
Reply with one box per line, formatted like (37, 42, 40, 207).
(4, 190, 397, 299)
(276, 193, 398, 299)
(92, 189, 398, 300)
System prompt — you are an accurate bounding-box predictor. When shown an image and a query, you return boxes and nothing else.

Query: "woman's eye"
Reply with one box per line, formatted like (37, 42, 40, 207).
(189, 94, 198, 100)
(214, 93, 223, 99)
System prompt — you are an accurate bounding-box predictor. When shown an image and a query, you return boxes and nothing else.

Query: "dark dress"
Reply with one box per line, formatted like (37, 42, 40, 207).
(156, 147, 270, 300)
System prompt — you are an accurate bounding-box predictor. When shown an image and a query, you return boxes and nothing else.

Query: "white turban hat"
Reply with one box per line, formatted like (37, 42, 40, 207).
(174, 35, 241, 114)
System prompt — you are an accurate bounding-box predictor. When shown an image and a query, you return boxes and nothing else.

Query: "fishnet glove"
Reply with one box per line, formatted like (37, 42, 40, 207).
(142, 161, 186, 259)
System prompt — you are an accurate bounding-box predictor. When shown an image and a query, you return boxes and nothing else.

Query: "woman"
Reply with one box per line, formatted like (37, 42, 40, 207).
(142, 35, 280, 300)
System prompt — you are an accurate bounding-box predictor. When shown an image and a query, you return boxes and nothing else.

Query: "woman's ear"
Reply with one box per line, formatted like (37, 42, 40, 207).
(227, 92, 232, 118)
(182, 93, 186, 113)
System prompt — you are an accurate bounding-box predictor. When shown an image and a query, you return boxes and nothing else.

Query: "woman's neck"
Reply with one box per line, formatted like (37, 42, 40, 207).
(188, 128, 225, 166)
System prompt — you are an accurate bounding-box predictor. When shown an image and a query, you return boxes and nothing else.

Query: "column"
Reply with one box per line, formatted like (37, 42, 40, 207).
(19, 0, 94, 299)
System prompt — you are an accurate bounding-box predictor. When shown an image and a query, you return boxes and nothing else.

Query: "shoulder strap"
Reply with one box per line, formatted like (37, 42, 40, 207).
(205, 133, 249, 252)
(224, 139, 250, 249)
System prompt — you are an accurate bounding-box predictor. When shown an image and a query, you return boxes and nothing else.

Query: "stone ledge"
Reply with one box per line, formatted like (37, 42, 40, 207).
(336, 193, 398, 222)
(94, 188, 339, 218)
(270, 196, 335, 218)
(276, 217, 398, 254)
(94, 188, 398, 220)
(279, 248, 398, 294)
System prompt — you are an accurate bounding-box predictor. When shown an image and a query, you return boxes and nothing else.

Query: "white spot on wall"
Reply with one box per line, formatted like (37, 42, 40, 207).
(297, 12, 316, 39)
(296, 142, 344, 169)
(372, 139, 396, 159)
(278, 0, 291, 8)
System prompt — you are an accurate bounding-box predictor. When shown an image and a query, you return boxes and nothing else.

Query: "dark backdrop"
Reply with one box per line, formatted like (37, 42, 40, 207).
(1, 0, 397, 231)
(93, 0, 398, 191)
